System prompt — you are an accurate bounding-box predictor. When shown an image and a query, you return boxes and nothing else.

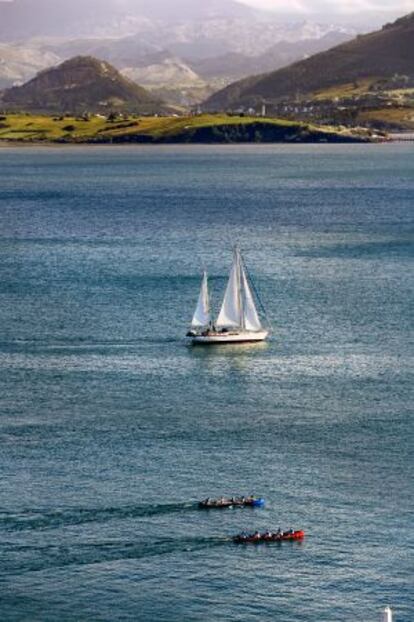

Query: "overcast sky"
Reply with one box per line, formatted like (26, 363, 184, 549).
(242, 0, 414, 14)
(0, 0, 413, 18)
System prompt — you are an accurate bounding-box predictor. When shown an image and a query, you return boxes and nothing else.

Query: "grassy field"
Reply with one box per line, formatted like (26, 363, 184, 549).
(311, 79, 379, 101)
(357, 107, 414, 130)
(308, 81, 414, 130)
(0, 113, 373, 144)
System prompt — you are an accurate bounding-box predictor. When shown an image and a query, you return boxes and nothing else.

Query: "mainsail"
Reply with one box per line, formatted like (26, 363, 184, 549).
(191, 271, 211, 327)
(241, 266, 262, 331)
(216, 247, 262, 331)
(216, 252, 242, 327)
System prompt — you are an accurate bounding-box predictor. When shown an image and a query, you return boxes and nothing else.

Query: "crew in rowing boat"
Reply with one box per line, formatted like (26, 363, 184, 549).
(198, 495, 265, 509)
(233, 529, 305, 543)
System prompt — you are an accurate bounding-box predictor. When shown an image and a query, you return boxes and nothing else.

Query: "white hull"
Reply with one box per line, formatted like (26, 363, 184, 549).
(191, 330, 269, 344)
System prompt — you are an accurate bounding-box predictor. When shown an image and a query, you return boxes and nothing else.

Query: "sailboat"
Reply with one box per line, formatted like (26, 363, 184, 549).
(187, 247, 270, 344)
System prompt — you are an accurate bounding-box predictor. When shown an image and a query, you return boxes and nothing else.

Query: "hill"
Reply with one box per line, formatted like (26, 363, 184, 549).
(204, 12, 414, 111)
(0, 56, 164, 114)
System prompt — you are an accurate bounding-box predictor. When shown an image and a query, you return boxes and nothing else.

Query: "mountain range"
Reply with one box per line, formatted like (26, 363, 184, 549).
(0, 0, 257, 40)
(205, 12, 414, 111)
(1, 0, 412, 122)
(0, 0, 359, 104)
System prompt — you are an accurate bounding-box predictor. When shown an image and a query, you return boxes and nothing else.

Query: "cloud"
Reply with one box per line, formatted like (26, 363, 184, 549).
(242, 0, 414, 13)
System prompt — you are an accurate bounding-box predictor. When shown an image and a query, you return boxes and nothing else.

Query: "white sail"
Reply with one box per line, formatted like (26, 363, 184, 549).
(241, 265, 262, 331)
(191, 271, 211, 327)
(216, 250, 242, 328)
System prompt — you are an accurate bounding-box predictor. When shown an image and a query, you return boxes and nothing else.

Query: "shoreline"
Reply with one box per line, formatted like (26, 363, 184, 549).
(0, 135, 385, 148)
(0, 140, 386, 148)
(0, 113, 381, 146)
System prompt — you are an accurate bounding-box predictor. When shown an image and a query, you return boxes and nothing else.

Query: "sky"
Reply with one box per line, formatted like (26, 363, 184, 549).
(0, 0, 412, 8)
(242, 0, 414, 14)
(0, 0, 413, 19)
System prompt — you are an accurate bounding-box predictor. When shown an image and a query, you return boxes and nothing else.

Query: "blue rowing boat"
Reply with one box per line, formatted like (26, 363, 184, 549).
(198, 496, 265, 509)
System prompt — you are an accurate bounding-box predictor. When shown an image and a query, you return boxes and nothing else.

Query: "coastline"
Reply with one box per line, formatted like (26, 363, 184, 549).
(0, 113, 380, 146)
(0, 139, 386, 149)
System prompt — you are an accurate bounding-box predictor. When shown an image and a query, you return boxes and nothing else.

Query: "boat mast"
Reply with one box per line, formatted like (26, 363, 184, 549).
(204, 270, 211, 327)
(235, 246, 245, 330)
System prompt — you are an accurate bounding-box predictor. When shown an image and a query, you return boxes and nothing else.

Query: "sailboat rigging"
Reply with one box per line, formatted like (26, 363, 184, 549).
(187, 247, 269, 344)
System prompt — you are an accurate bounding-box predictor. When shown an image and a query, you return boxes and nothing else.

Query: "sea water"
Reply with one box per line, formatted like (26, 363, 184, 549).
(0, 144, 412, 622)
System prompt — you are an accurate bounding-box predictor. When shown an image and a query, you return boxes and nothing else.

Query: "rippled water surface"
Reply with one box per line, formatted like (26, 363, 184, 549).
(0, 144, 413, 622)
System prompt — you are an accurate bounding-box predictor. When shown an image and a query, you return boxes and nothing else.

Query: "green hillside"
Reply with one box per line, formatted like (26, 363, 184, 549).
(0, 113, 378, 144)
(205, 12, 414, 112)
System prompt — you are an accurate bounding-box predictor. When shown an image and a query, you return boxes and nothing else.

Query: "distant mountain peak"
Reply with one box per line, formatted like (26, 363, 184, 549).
(53, 55, 119, 77)
(0, 0, 257, 40)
